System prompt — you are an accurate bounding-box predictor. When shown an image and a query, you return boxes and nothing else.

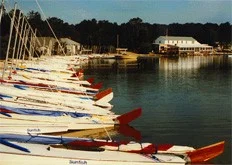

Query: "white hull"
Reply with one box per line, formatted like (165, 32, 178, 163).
(0, 113, 116, 132)
(0, 99, 114, 116)
(0, 142, 186, 165)
(0, 124, 68, 134)
(0, 84, 112, 110)
(12, 72, 93, 90)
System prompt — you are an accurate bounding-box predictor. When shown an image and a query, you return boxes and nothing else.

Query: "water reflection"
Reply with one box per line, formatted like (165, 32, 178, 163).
(83, 55, 231, 72)
(49, 125, 141, 142)
(159, 56, 231, 70)
(83, 55, 231, 164)
(83, 58, 138, 70)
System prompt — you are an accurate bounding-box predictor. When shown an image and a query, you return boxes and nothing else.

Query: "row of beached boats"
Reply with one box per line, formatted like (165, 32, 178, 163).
(0, 1, 225, 164)
(0, 55, 225, 165)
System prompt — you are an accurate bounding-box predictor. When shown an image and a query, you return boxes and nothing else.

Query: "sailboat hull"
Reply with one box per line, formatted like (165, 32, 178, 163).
(0, 142, 186, 165)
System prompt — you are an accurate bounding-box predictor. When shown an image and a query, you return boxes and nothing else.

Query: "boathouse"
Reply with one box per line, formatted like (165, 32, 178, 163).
(60, 38, 81, 55)
(37, 37, 56, 56)
(153, 36, 213, 55)
(37, 37, 81, 56)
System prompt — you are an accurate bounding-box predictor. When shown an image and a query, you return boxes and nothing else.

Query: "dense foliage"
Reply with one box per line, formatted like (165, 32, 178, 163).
(1, 9, 231, 58)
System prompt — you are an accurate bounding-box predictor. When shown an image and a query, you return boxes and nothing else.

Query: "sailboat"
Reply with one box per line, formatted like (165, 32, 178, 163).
(0, 133, 225, 165)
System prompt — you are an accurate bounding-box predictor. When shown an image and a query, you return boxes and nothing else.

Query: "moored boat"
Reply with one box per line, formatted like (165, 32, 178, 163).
(0, 137, 225, 165)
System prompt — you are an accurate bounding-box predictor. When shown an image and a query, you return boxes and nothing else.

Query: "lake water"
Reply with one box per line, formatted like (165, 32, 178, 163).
(83, 55, 231, 164)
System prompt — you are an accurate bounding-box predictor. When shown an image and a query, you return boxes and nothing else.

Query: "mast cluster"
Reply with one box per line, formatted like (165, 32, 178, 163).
(1, 1, 41, 79)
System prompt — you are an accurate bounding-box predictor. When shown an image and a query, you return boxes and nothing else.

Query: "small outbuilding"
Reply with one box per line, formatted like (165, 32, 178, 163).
(60, 38, 81, 55)
(37, 37, 57, 56)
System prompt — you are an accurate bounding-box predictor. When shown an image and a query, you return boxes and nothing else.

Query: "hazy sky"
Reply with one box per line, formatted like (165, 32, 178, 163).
(5, 0, 232, 25)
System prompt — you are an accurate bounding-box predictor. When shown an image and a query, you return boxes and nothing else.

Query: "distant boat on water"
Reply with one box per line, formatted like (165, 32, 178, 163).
(114, 48, 139, 59)
(114, 35, 138, 59)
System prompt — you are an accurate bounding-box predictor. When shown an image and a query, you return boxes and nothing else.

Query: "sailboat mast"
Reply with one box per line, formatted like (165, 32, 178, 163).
(28, 31, 32, 60)
(15, 16, 25, 69)
(117, 34, 119, 48)
(0, 0, 4, 24)
(9, 11, 22, 78)
(2, 3, 17, 79)
(18, 22, 28, 64)
(116, 34, 119, 54)
(32, 29, 37, 58)
(22, 29, 30, 64)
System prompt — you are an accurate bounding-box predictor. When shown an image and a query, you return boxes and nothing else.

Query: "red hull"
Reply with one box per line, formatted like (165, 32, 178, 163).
(187, 141, 225, 163)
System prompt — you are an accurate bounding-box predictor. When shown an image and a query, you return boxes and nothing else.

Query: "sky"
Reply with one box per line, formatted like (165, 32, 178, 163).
(5, 0, 232, 25)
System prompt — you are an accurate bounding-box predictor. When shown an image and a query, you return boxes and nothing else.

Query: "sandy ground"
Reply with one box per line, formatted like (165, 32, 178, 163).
(0, 61, 4, 69)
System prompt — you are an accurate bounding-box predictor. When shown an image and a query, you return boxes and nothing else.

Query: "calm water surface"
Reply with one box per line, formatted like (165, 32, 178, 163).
(84, 56, 231, 164)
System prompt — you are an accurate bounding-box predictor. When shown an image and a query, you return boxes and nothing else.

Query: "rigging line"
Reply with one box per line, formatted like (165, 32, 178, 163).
(35, 0, 66, 56)
(103, 124, 112, 141)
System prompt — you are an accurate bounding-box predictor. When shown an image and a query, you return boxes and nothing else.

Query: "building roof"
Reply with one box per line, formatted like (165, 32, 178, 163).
(37, 37, 56, 47)
(116, 48, 128, 51)
(159, 36, 196, 41)
(60, 38, 80, 45)
(176, 44, 212, 48)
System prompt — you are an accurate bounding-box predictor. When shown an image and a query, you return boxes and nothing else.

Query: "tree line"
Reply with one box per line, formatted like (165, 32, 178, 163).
(1, 9, 231, 58)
